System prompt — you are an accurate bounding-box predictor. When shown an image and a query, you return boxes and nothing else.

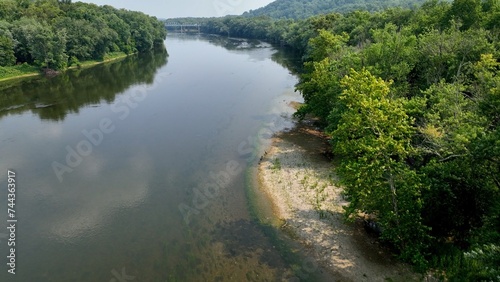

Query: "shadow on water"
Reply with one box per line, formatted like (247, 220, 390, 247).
(0, 45, 169, 121)
(172, 33, 304, 75)
(270, 46, 304, 76)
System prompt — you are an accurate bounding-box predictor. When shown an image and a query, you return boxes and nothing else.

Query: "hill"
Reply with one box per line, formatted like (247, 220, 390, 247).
(243, 0, 430, 19)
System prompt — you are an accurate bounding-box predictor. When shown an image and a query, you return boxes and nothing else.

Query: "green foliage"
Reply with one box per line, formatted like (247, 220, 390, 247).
(0, 35, 15, 66)
(27, 21, 68, 69)
(444, 0, 482, 30)
(331, 69, 430, 266)
(0, 21, 15, 66)
(363, 24, 417, 95)
(295, 30, 357, 123)
(0, 63, 40, 81)
(242, 0, 429, 19)
(0, 0, 166, 75)
(0, 0, 18, 22)
(416, 24, 494, 86)
(438, 244, 500, 281)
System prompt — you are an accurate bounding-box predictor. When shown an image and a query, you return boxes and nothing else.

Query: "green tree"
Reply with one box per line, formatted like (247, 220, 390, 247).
(408, 0, 450, 33)
(363, 23, 417, 96)
(24, 0, 63, 23)
(0, 0, 18, 22)
(417, 24, 493, 86)
(296, 30, 360, 124)
(11, 17, 42, 64)
(26, 21, 68, 69)
(0, 21, 15, 66)
(331, 69, 429, 266)
(445, 0, 482, 30)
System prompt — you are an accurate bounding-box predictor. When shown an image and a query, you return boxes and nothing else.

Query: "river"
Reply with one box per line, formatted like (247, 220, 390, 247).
(0, 34, 333, 281)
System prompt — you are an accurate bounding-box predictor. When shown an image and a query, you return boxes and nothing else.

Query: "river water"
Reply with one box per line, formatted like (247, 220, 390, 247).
(0, 34, 326, 281)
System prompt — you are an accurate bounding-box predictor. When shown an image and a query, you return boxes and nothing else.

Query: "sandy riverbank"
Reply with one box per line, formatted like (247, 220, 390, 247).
(258, 123, 421, 281)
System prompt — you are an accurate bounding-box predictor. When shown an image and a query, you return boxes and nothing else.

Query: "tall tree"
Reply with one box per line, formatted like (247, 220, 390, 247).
(332, 69, 429, 266)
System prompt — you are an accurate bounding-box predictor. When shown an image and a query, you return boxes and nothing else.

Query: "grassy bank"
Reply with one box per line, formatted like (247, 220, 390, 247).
(68, 52, 132, 70)
(0, 63, 41, 82)
(0, 52, 132, 83)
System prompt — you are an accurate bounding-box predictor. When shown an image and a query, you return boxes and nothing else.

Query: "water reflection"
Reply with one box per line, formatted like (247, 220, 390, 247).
(0, 45, 168, 121)
(271, 46, 304, 75)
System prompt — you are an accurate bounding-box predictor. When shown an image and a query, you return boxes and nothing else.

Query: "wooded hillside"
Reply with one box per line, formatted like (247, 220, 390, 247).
(243, 0, 430, 19)
(0, 0, 166, 71)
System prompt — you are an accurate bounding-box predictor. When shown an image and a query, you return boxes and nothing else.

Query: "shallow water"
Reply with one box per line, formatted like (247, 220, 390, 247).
(0, 34, 312, 281)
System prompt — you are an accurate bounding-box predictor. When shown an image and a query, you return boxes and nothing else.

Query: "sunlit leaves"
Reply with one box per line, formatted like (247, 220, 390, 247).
(330, 69, 429, 265)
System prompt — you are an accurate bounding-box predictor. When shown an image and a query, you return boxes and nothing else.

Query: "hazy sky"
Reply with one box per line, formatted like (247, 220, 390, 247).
(77, 0, 275, 19)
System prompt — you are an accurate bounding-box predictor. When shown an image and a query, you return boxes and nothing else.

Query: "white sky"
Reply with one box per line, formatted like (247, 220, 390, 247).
(77, 0, 275, 19)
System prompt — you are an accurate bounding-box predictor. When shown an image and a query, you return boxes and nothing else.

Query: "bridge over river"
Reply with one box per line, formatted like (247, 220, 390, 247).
(165, 22, 202, 33)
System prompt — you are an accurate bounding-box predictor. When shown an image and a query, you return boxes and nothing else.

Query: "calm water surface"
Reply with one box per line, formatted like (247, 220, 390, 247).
(0, 34, 317, 281)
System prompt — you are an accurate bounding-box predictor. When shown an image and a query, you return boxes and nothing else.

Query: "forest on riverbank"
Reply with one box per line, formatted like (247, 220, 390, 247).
(0, 0, 166, 80)
(172, 0, 500, 279)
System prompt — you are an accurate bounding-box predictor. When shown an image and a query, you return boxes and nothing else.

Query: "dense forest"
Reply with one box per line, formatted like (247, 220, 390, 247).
(0, 0, 166, 73)
(242, 0, 430, 19)
(174, 0, 500, 279)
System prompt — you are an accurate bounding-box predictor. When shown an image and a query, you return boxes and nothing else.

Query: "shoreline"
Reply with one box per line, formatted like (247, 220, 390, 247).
(0, 72, 41, 83)
(0, 53, 132, 83)
(257, 122, 420, 281)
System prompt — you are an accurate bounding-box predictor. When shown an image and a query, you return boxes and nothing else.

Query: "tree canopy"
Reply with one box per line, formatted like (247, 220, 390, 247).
(242, 0, 431, 19)
(0, 0, 166, 70)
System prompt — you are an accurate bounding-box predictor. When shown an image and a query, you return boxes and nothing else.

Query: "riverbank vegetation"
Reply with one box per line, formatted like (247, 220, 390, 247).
(175, 0, 500, 279)
(0, 0, 166, 80)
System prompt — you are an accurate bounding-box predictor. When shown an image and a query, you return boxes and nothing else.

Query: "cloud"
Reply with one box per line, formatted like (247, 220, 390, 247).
(42, 151, 153, 240)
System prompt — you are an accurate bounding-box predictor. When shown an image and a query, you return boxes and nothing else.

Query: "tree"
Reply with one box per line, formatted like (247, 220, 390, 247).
(56, 17, 95, 60)
(445, 0, 482, 30)
(25, 20, 68, 69)
(24, 0, 63, 23)
(0, 0, 18, 22)
(363, 23, 417, 96)
(331, 69, 429, 266)
(11, 17, 42, 64)
(295, 30, 360, 125)
(0, 21, 15, 66)
(416, 24, 493, 86)
(1, 0, 165, 70)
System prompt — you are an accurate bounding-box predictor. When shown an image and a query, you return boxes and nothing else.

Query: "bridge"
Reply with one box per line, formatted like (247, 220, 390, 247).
(165, 22, 202, 33)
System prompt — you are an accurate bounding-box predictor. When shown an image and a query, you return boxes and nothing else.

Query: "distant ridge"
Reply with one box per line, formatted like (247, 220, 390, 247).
(243, 0, 429, 19)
